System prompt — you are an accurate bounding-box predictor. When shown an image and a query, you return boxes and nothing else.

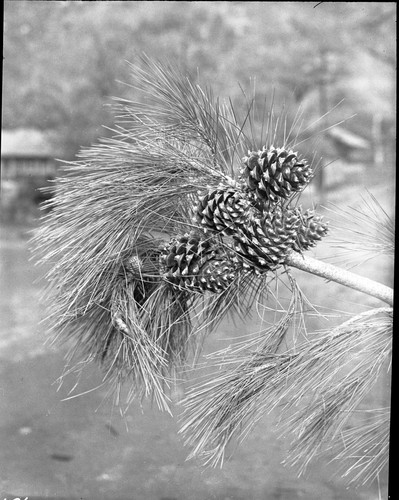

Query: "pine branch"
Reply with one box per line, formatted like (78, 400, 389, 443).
(286, 251, 393, 307)
(32, 56, 393, 485)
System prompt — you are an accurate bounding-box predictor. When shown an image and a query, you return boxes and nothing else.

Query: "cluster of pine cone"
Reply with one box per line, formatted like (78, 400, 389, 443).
(160, 146, 328, 294)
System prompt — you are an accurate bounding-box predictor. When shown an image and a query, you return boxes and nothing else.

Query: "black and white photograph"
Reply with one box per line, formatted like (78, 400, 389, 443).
(1, 2, 395, 499)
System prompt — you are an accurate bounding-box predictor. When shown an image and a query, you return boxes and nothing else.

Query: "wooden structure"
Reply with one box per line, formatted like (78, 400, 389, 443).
(326, 126, 370, 163)
(1, 128, 57, 180)
(1, 128, 58, 221)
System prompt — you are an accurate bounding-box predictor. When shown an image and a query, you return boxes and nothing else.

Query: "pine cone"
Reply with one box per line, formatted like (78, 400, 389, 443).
(233, 207, 301, 272)
(241, 146, 313, 204)
(160, 232, 238, 293)
(196, 186, 253, 235)
(118, 250, 162, 306)
(293, 209, 329, 251)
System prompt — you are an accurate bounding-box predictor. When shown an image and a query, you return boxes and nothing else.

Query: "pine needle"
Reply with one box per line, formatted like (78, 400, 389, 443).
(325, 191, 395, 268)
(34, 56, 315, 412)
(279, 308, 392, 482)
(178, 277, 310, 467)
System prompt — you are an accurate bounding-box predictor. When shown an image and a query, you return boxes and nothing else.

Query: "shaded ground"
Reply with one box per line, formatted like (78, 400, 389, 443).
(0, 220, 390, 500)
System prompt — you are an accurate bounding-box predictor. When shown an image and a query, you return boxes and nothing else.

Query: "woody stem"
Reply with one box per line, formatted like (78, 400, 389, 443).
(285, 251, 394, 307)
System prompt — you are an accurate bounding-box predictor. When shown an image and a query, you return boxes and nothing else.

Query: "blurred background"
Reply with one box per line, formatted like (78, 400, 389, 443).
(1, 1, 395, 499)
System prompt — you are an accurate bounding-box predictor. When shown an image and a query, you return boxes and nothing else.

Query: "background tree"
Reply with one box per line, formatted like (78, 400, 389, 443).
(3, 2, 395, 172)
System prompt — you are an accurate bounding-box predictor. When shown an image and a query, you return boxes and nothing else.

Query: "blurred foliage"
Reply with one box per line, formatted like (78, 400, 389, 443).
(3, 1, 396, 160)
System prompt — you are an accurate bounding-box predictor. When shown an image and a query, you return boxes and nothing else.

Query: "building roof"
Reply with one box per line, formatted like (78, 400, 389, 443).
(1, 128, 57, 158)
(327, 126, 369, 150)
